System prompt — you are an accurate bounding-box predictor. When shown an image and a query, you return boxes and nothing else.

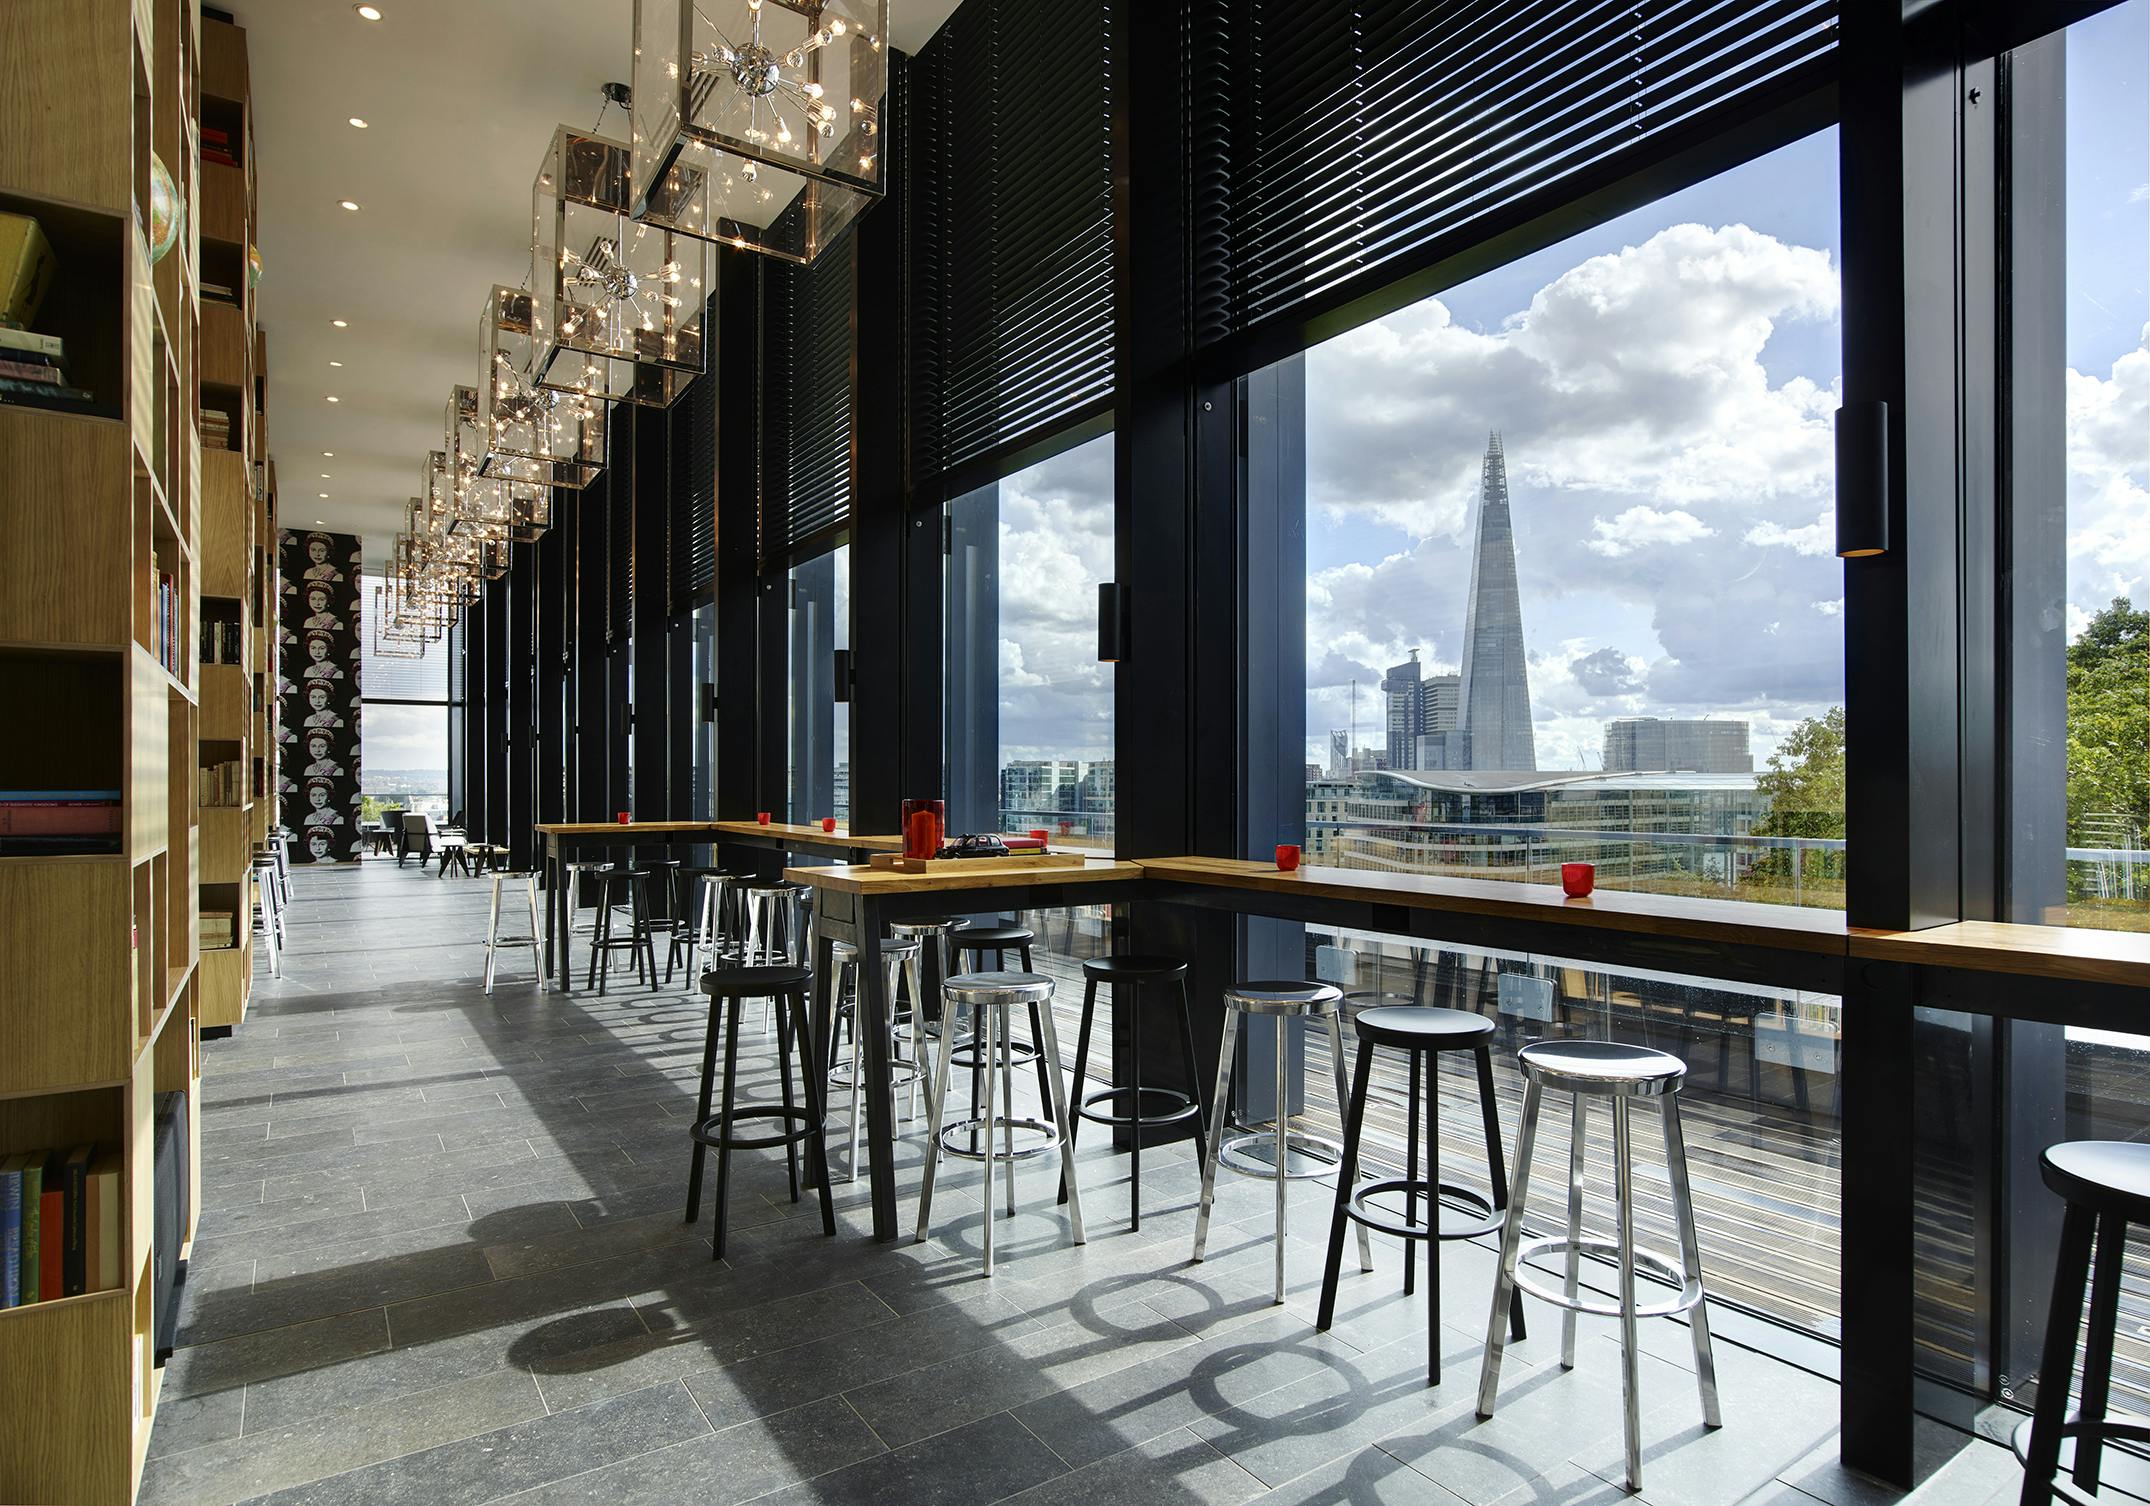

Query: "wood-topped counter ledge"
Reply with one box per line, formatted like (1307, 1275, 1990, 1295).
(711, 820, 905, 851)
(1850, 920, 2150, 987)
(786, 857, 1144, 894)
(1136, 855, 1851, 955)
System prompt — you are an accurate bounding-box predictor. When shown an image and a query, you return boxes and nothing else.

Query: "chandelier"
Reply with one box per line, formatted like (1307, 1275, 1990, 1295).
(479, 284, 607, 491)
(532, 124, 710, 407)
(629, 0, 886, 265)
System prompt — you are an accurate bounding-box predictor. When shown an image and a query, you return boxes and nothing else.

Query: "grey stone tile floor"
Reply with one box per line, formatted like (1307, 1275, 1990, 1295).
(146, 859, 2027, 1506)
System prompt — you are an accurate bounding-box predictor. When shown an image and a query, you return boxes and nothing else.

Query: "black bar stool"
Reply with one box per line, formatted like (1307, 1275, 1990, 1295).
(686, 964, 837, 1259)
(1057, 954, 1207, 1232)
(586, 866, 658, 995)
(1316, 1005, 1524, 1385)
(2017, 1141, 2150, 1505)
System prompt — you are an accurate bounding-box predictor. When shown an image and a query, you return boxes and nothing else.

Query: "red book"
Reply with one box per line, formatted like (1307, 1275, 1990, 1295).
(37, 1186, 61, 1300)
(0, 806, 122, 835)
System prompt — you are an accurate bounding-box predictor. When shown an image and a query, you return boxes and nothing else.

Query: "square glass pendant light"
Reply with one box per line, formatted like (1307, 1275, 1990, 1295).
(629, 0, 886, 265)
(532, 124, 710, 408)
(478, 284, 606, 490)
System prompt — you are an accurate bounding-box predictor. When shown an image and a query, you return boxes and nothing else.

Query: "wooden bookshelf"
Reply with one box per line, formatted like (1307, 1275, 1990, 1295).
(195, 11, 255, 1034)
(0, 0, 204, 1499)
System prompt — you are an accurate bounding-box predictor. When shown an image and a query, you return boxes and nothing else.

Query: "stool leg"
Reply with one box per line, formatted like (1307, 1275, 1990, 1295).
(1035, 995, 1085, 1245)
(1475, 1046, 1524, 1341)
(901, 952, 925, 1123)
(1613, 1094, 1642, 1492)
(1191, 1006, 1241, 1263)
(1425, 1045, 1442, 1386)
(588, 884, 610, 994)
(1060, 977, 1097, 1208)
(637, 881, 658, 988)
(1562, 1092, 1587, 1369)
(1405, 1051, 1421, 1299)
(711, 996, 744, 1261)
(917, 996, 959, 1244)
(1271, 1015, 1291, 1303)
(2078, 1211, 2129, 1489)
(526, 876, 544, 988)
(1176, 979, 1208, 1172)
(685, 994, 721, 1224)
(776, 996, 801, 1203)
(1128, 982, 1144, 1232)
(791, 988, 839, 1237)
(1003, 1009, 1021, 1217)
(1477, 1076, 1545, 1418)
(1317, 1037, 1375, 1332)
(1326, 1010, 1373, 1273)
(1661, 1093, 1722, 1427)
(484, 876, 502, 994)
(981, 1002, 1000, 1276)
(2022, 1202, 2097, 1503)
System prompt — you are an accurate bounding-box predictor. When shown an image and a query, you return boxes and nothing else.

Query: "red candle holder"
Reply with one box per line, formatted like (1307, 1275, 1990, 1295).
(902, 799, 945, 860)
(616, 811, 630, 825)
(1275, 844, 1302, 872)
(1560, 862, 1595, 898)
(821, 816, 837, 833)
(756, 811, 772, 825)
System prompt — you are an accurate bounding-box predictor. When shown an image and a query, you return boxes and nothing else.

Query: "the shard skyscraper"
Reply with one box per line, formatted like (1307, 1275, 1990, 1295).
(1455, 433, 1537, 771)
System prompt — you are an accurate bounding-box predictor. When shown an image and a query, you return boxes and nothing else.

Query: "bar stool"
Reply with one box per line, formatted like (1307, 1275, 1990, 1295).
(2016, 1141, 2150, 1505)
(250, 853, 284, 978)
(483, 869, 544, 994)
(1192, 981, 1368, 1303)
(829, 937, 928, 1180)
(586, 867, 658, 996)
(917, 971, 1086, 1276)
(1058, 955, 1208, 1232)
(743, 882, 804, 965)
(686, 964, 836, 1259)
(269, 828, 293, 911)
(665, 866, 729, 985)
(948, 924, 1051, 1151)
(1476, 1040, 1720, 1494)
(890, 916, 964, 1059)
(1316, 1006, 1525, 1384)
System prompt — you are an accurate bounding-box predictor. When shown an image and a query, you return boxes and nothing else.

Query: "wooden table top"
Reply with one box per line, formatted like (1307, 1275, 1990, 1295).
(785, 857, 1144, 895)
(1137, 856, 1852, 955)
(536, 821, 721, 836)
(1850, 919, 2150, 987)
(712, 820, 904, 852)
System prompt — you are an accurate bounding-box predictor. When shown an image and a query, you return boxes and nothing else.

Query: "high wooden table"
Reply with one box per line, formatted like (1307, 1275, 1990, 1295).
(785, 856, 1146, 1240)
(535, 821, 900, 990)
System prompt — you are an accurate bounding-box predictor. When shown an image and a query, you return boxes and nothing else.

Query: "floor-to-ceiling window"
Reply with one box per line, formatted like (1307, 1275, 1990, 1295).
(788, 544, 849, 825)
(1259, 129, 1848, 1345)
(358, 571, 451, 828)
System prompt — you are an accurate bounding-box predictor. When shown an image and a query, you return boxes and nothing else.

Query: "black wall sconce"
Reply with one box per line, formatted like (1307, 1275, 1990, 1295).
(832, 648, 854, 703)
(1097, 581, 1127, 662)
(1835, 399, 1890, 559)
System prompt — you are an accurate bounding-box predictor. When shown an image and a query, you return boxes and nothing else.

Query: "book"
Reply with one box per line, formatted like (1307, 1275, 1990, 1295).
(0, 212, 55, 327)
(53, 1144, 90, 1297)
(0, 1153, 20, 1307)
(88, 1149, 121, 1295)
(37, 1176, 60, 1301)
(0, 324, 64, 360)
(0, 357, 61, 383)
(17, 1155, 39, 1305)
(0, 375, 103, 414)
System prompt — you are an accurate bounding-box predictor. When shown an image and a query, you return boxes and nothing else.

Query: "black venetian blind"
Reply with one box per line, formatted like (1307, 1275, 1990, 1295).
(777, 228, 856, 553)
(606, 406, 633, 642)
(910, 0, 1114, 490)
(669, 362, 716, 612)
(1207, 0, 1837, 354)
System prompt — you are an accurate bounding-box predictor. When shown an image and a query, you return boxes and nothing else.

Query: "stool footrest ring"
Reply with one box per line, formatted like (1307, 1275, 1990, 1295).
(946, 1038, 1041, 1069)
(1345, 1177, 1504, 1242)
(936, 1115, 1063, 1163)
(2009, 1412, 2150, 1505)
(1076, 1085, 1200, 1130)
(1218, 1127, 1345, 1180)
(690, 1105, 824, 1153)
(1509, 1233, 1702, 1319)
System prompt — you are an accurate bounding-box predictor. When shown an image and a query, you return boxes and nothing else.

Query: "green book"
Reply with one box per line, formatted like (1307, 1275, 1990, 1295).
(15, 1152, 40, 1305)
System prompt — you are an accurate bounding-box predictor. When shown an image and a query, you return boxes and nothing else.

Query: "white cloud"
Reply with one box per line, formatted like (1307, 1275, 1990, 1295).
(1745, 514, 1835, 556)
(1812, 598, 1843, 617)
(2066, 337, 2150, 614)
(1587, 506, 1713, 557)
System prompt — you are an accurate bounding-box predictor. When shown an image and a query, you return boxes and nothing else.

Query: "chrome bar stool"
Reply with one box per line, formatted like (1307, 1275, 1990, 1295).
(917, 971, 1086, 1276)
(1317, 1006, 1524, 1385)
(483, 869, 544, 994)
(666, 866, 734, 985)
(890, 916, 964, 1076)
(1059, 954, 1208, 1232)
(948, 924, 1051, 1154)
(829, 936, 928, 1181)
(1477, 1040, 1720, 1494)
(563, 860, 609, 933)
(744, 882, 804, 965)
(2016, 1141, 2150, 1505)
(1193, 981, 1368, 1303)
(686, 964, 837, 1259)
(250, 852, 283, 977)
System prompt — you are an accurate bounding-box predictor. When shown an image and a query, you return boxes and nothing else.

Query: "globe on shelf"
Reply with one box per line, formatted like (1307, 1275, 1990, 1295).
(246, 242, 263, 288)
(147, 153, 180, 264)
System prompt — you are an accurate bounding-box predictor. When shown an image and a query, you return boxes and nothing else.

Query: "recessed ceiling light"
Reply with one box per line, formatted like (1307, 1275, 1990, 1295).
(318, 492, 329, 499)
(348, 117, 369, 129)
(354, 4, 382, 19)
(331, 319, 348, 328)
(322, 451, 334, 457)
(320, 473, 331, 479)
(338, 200, 361, 212)
(315, 518, 326, 525)
(329, 360, 343, 368)
(325, 395, 340, 403)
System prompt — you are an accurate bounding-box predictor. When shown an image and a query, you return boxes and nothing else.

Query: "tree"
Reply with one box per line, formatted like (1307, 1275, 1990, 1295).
(1747, 705, 1845, 885)
(2066, 596, 2149, 846)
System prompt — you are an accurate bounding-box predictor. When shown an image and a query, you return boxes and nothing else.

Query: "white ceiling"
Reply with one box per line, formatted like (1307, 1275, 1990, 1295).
(239, 0, 958, 569)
